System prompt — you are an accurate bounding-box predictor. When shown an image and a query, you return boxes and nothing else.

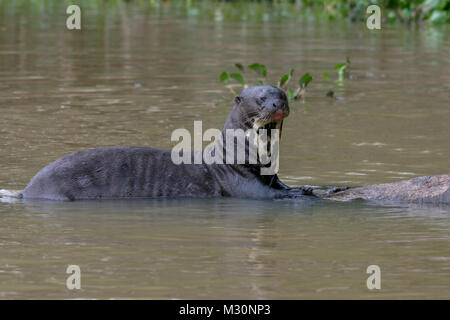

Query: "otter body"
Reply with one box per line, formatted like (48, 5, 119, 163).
(23, 86, 312, 201)
(23, 146, 293, 201)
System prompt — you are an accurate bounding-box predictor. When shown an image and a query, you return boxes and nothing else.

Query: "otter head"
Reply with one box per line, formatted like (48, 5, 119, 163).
(220, 86, 289, 169)
(230, 85, 290, 131)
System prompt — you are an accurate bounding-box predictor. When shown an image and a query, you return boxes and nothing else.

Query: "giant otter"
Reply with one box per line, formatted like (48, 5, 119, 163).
(22, 86, 313, 201)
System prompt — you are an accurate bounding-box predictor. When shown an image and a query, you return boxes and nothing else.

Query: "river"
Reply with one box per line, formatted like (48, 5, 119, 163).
(0, 1, 449, 299)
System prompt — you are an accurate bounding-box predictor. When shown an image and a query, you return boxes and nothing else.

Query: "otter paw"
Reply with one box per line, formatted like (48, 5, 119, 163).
(326, 186, 350, 195)
(289, 186, 314, 196)
(299, 186, 314, 195)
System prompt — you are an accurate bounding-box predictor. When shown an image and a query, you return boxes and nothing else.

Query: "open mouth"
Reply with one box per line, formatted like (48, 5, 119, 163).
(263, 120, 282, 132)
(251, 119, 283, 164)
(253, 118, 282, 132)
(252, 109, 289, 131)
(270, 109, 289, 121)
(251, 117, 284, 148)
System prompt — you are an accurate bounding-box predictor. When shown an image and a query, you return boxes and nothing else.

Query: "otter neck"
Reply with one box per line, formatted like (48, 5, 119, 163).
(223, 104, 249, 131)
(219, 103, 283, 170)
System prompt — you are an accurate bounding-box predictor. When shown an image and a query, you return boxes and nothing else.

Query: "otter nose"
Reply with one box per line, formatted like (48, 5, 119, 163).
(271, 100, 289, 113)
(268, 99, 281, 107)
(270, 100, 289, 120)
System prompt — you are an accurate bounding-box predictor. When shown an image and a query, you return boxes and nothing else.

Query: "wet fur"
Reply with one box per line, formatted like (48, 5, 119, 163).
(23, 86, 312, 201)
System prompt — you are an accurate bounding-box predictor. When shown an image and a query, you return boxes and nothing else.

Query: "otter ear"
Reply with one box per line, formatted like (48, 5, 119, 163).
(235, 96, 242, 104)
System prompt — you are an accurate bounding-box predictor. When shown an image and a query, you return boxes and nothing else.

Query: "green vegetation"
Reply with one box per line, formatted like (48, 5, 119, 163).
(220, 63, 314, 101)
(156, 0, 449, 24)
(1, 0, 447, 24)
(334, 57, 351, 82)
(291, 72, 312, 100)
(304, 0, 449, 24)
(143, 0, 450, 24)
(220, 59, 355, 101)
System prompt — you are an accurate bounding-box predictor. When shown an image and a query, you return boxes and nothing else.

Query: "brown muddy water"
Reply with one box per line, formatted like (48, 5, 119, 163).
(0, 3, 449, 299)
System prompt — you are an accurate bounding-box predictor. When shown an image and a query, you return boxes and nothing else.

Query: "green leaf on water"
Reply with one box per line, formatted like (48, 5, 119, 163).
(299, 72, 312, 89)
(278, 74, 289, 88)
(287, 88, 294, 101)
(322, 72, 330, 80)
(220, 72, 229, 84)
(334, 63, 347, 71)
(257, 79, 264, 85)
(230, 73, 244, 85)
(334, 62, 347, 81)
(248, 63, 267, 78)
(248, 63, 260, 71)
(235, 63, 244, 72)
(262, 65, 267, 77)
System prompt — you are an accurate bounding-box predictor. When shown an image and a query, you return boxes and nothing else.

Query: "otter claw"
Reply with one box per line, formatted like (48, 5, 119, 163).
(326, 186, 350, 195)
(288, 186, 314, 196)
(298, 186, 314, 196)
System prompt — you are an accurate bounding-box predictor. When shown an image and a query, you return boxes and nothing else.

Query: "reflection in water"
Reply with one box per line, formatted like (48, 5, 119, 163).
(1, 197, 449, 299)
(0, 2, 449, 299)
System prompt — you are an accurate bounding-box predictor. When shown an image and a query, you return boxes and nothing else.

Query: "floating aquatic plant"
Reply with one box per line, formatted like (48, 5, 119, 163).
(334, 56, 351, 82)
(220, 63, 313, 102)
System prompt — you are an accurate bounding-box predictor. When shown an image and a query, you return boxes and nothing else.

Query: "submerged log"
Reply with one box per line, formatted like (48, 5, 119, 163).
(324, 174, 450, 205)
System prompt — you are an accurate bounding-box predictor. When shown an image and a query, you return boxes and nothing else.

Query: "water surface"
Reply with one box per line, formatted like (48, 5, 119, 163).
(0, 2, 449, 299)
